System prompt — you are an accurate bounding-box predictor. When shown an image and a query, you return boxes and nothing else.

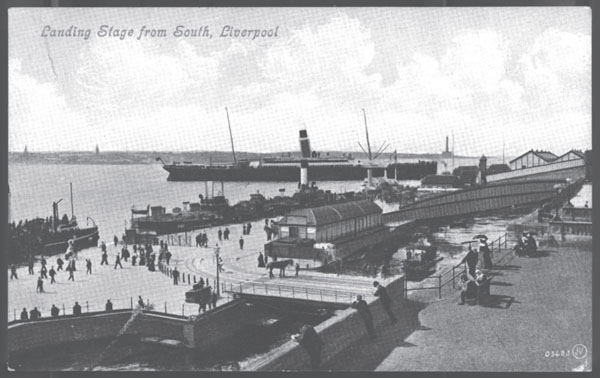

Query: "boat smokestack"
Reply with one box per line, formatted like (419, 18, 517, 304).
(299, 129, 311, 159)
(300, 160, 309, 187)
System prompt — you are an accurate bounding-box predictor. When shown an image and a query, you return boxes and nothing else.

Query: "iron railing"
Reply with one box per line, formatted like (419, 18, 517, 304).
(403, 232, 510, 300)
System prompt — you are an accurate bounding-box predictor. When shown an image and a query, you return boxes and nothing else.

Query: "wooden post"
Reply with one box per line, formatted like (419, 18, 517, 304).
(452, 265, 456, 288)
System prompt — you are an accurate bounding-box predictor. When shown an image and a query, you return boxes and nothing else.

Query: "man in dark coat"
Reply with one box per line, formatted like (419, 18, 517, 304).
(172, 267, 180, 285)
(67, 265, 75, 281)
(36, 276, 44, 293)
(165, 250, 172, 265)
(239, 237, 244, 250)
(56, 257, 64, 271)
(460, 246, 479, 279)
(196, 234, 202, 247)
(242, 224, 247, 235)
(258, 252, 265, 268)
(211, 290, 218, 309)
(41, 256, 47, 268)
(49, 266, 56, 284)
(73, 302, 82, 316)
(28, 257, 35, 275)
(20, 308, 29, 321)
(101, 241, 107, 253)
(373, 281, 397, 324)
(105, 300, 113, 311)
(40, 265, 48, 279)
(10, 265, 17, 280)
(218, 228, 223, 241)
(352, 295, 376, 339)
(292, 324, 323, 370)
(30, 307, 40, 320)
(246, 222, 252, 235)
(101, 250, 109, 265)
(51, 304, 60, 317)
(224, 228, 230, 240)
(86, 259, 92, 274)
(113, 235, 119, 247)
(114, 254, 123, 269)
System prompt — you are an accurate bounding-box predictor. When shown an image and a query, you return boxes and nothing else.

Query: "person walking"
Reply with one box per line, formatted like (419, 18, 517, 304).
(73, 302, 82, 316)
(28, 257, 35, 275)
(239, 237, 244, 250)
(40, 265, 48, 279)
(51, 304, 60, 317)
(295, 263, 300, 277)
(202, 232, 208, 247)
(352, 295, 376, 339)
(196, 233, 202, 247)
(114, 254, 123, 269)
(105, 299, 113, 311)
(257, 252, 265, 268)
(10, 264, 18, 280)
(165, 250, 172, 265)
(292, 324, 323, 370)
(242, 224, 247, 235)
(113, 235, 119, 247)
(49, 266, 56, 284)
(56, 257, 64, 271)
(86, 259, 92, 274)
(20, 308, 29, 321)
(36, 276, 44, 293)
(100, 250, 109, 265)
(224, 228, 230, 240)
(172, 267, 180, 285)
(246, 222, 252, 235)
(101, 241, 107, 253)
(373, 281, 397, 324)
(138, 296, 145, 308)
(67, 265, 75, 281)
(41, 256, 47, 268)
(218, 228, 223, 242)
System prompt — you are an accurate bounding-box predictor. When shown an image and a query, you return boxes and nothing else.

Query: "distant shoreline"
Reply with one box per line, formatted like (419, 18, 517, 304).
(8, 151, 484, 165)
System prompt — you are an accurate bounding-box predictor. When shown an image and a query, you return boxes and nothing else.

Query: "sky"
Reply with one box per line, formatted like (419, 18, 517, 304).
(8, 7, 591, 156)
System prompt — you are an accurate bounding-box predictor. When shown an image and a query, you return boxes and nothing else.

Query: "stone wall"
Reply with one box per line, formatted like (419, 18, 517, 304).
(246, 275, 406, 371)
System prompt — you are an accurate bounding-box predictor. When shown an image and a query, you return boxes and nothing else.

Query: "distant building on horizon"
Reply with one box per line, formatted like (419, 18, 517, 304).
(441, 136, 452, 159)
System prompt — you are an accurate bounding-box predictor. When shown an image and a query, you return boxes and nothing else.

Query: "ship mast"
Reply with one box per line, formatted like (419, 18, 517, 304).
(70, 182, 74, 220)
(225, 107, 237, 164)
(362, 109, 373, 161)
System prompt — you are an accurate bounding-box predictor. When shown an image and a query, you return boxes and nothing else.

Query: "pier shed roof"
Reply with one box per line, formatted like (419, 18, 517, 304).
(279, 200, 382, 226)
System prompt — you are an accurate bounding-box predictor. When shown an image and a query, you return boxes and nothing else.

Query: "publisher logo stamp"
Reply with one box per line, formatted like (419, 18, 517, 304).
(572, 344, 587, 359)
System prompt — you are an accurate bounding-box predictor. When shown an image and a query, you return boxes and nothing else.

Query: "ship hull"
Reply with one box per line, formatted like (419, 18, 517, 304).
(43, 227, 100, 255)
(163, 165, 386, 182)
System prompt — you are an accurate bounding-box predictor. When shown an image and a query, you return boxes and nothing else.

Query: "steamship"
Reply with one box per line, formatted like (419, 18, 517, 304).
(160, 111, 436, 182)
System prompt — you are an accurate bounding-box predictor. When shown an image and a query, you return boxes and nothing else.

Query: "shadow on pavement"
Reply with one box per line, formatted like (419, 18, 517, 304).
(480, 295, 520, 310)
(322, 299, 428, 371)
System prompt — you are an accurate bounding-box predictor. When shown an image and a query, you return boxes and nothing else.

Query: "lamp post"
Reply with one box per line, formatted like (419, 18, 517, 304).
(214, 244, 221, 296)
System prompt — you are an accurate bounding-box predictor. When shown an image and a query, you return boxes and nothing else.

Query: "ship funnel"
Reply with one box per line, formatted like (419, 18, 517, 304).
(300, 160, 309, 187)
(299, 129, 311, 159)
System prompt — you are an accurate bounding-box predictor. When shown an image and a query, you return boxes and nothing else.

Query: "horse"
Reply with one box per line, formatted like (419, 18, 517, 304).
(266, 259, 294, 278)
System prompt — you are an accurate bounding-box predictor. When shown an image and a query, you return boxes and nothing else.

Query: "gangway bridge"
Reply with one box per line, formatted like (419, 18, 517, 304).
(382, 179, 583, 224)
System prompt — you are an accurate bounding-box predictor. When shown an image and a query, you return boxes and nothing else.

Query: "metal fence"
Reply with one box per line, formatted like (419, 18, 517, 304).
(221, 279, 365, 304)
(403, 233, 510, 300)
